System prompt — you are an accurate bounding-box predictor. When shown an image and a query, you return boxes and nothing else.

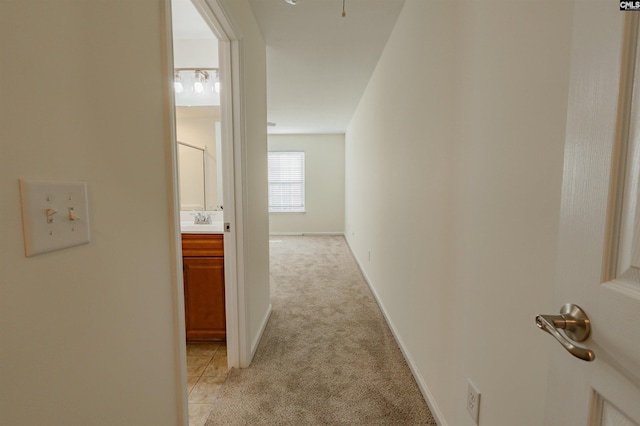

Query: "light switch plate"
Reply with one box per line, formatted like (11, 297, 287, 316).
(19, 179, 90, 257)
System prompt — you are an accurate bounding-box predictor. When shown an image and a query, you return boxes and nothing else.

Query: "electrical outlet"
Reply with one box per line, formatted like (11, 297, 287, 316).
(467, 379, 480, 425)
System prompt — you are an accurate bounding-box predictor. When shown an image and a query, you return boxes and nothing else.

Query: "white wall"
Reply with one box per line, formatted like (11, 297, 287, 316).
(173, 39, 219, 68)
(345, 1, 573, 425)
(268, 134, 345, 235)
(0, 1, 181, 424)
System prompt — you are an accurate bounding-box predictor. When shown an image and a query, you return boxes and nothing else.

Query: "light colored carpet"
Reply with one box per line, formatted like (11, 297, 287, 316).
(205, 236, 436, 425)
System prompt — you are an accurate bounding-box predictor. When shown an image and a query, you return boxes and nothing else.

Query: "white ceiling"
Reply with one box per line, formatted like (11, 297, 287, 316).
(248, 0, 405, 134)
(172, 0, 405, 135)
(172, 0, 216, 41)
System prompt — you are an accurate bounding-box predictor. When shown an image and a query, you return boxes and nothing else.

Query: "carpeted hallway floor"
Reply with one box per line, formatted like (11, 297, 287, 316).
(205, 235, 436, 425)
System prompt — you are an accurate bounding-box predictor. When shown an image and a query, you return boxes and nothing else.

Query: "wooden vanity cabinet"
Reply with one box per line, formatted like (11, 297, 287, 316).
(182, 234, 226, 341)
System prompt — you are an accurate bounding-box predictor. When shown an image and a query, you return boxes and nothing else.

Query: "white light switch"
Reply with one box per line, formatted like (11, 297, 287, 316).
(19, 179, 90, 257)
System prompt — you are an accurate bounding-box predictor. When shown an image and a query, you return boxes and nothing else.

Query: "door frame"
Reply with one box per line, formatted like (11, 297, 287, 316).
(162, 0, 249, 423)
(191, 0, 249, 370)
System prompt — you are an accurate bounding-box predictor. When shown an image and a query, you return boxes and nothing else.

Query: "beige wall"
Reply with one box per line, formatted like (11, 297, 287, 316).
(0, 1, 181, 424)
(345, 1, 573, 425)
(0, 0, 270, 423)
(268, 134, 345, 235)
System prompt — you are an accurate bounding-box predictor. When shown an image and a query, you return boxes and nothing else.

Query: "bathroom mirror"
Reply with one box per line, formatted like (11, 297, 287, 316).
(176, 106, 223, 211)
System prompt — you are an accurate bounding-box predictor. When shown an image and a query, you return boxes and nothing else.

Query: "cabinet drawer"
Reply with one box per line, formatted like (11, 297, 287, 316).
(182, 234, 224, 257)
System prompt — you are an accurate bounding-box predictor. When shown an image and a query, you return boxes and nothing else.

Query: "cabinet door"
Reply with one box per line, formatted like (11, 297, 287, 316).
(183, 257, 226, 341)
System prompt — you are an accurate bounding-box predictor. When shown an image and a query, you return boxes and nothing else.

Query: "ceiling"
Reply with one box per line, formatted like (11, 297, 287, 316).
(249, 0, 405, 135)
(172, 0, 216, 41)
(173, 0, 405, 135)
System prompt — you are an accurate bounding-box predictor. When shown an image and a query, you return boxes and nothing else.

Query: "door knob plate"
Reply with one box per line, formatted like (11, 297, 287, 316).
(558, 303, 591, 342)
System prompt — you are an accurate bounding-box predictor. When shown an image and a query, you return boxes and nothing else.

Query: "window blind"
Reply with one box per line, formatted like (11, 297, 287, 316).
(268, 151, 305, 213)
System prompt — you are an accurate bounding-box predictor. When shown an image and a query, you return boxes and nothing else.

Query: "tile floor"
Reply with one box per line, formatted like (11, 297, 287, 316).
(186, 342, 229, 426)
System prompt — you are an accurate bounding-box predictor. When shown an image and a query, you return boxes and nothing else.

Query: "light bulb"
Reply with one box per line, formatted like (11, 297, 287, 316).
(174, 72, 184, 93)
(193, 70, 208, 94)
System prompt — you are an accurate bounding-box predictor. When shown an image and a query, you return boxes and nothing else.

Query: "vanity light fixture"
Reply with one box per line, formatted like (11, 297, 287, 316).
(174, 71, 184, 93)
(173, 68, 219, 95)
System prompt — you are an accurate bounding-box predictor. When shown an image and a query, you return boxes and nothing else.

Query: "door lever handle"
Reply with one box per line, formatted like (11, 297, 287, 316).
(536, 303, 595, 362)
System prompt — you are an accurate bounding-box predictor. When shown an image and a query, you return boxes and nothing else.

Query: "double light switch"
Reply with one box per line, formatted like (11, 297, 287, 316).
(19, 179, 90, 257)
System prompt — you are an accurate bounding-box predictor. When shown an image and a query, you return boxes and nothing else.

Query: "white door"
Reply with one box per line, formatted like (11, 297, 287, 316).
(541, 4, 640, 426)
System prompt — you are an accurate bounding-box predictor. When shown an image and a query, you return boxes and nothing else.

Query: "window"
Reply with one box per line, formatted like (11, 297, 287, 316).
(268, 151, 305, 212)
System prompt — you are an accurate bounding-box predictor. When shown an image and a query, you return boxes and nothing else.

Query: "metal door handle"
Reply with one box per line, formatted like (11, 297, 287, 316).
(535, 303, 595, 362)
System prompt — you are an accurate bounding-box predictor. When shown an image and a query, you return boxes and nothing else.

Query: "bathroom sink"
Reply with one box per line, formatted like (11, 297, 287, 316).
(180, 221, 224, 234)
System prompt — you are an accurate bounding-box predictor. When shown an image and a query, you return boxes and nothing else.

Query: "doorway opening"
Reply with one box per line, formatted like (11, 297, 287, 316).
(165, 0, 247, 424)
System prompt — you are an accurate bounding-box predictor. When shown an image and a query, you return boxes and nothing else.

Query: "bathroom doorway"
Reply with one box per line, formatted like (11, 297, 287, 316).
(167, 0, 247, 424)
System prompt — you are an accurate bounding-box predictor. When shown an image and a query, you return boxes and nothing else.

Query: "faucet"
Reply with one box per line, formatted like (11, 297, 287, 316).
(194, 211, 211, 224)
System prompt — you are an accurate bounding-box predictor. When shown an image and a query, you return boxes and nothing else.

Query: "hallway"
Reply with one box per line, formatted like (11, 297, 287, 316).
(204, 236, 435, 425)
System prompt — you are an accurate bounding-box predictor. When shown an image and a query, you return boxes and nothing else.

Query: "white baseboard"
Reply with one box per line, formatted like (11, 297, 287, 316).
(344, 237, 448, 426)
(269, 232, 345, 236)
(250, 303, 272, 361)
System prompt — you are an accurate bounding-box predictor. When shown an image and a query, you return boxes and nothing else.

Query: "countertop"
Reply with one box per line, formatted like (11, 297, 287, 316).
(180, 221, 224, 234)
